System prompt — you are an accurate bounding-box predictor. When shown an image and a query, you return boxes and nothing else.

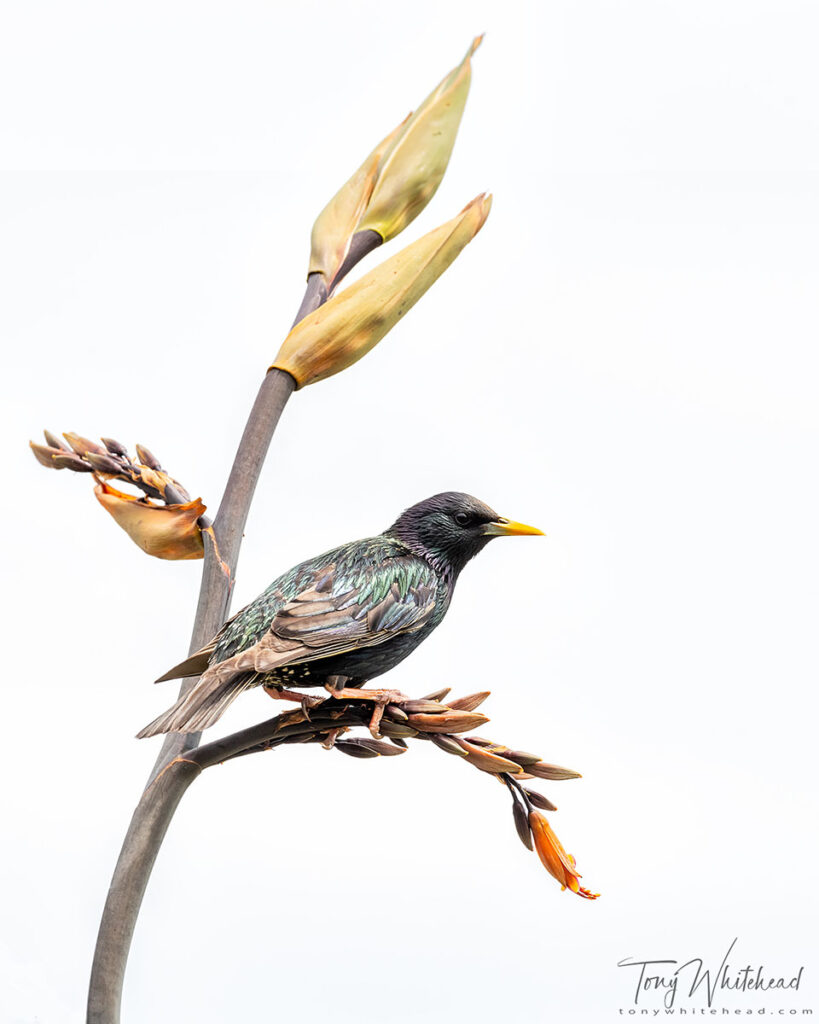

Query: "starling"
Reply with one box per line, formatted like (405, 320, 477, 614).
(137, 492, 542, 738)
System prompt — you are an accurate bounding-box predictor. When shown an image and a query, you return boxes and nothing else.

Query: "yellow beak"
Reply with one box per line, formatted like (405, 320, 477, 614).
(481, 517, 545, 538)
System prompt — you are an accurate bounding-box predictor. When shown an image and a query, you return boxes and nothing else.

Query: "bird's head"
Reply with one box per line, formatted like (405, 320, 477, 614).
(386, 491, 543, 576)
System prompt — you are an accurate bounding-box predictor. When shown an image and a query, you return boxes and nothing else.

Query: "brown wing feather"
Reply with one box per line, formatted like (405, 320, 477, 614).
(154, 607, 246, 683)
(183, 570, 435, 690)
(141, 562, 437, 735)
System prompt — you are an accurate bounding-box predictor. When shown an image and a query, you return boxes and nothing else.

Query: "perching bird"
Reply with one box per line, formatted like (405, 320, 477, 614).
(137, 492, 542, 738)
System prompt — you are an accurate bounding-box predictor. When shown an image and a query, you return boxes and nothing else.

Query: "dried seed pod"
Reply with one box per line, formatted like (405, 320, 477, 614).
(407, 711, 489, 734)
(384, 705, 409, 723)
(419, 687, 451, 702)
(389, 737, 408, 749)
(429, 733, 469, 756)
(446, 691, 490, 712)
(527, 762, 582, 781)
(524, 789, 558, 812)
(462, 735, 495, 748)
(512, 799, 534, 851)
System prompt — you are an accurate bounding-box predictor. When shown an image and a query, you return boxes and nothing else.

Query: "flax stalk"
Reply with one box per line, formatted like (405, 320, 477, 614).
(87, 272, 346, 1023)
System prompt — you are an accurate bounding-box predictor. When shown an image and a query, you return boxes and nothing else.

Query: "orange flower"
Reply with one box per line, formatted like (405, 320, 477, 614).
(529, 811, 599, 899)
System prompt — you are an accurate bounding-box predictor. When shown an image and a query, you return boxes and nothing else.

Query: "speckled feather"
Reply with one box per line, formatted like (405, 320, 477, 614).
(215, 535, 440, 665)
(137, 492, 508, 738)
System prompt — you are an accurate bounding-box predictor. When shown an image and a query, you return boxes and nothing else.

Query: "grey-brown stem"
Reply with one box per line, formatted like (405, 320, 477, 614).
(147, 367, 296, 779)
(87, 247, 379, 1022)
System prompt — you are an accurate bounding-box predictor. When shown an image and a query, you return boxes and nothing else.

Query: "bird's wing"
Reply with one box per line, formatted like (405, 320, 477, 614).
(207, 557, 439, 682)
(154, 606, 248, 682)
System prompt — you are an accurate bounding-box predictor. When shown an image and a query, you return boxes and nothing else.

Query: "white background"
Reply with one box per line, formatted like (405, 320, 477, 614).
(2, 1, 818, 1021)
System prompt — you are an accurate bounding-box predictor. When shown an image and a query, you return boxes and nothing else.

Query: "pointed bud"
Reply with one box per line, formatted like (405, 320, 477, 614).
(345, 737, 406, 757)
(62, 432, 106, 457)
(529, 812, 599, 899)
(378, 721, 418, 739)
(527, 762, 582, 781)
(457, 739, 523, 774)
(419, 686, 451, 702)
(358, 37, 483, 242)
(429, 733, 469, 756)
(43, 430, 70, 451)
(85, 451, 125, 476)
(94, 481, 205, 560)
(407, 710, 489, 734)
(29, 442, 65, 468)
(101, 437, 128, 457)
(524, 789, 558, 812)
(335, 740, 379, 759)
(384, 705, 409, 723)
(51, 452, 94, 472)
(308, 116, 407, 286)
(463, 736, 494, 748)
(401, 699, 450, 714)
(447, 691, 490, 712)
(135, 444, 162, 471)
(271, 194, 491, 388)
(512, 800, 534, 851)
(503, 750, 542, 768)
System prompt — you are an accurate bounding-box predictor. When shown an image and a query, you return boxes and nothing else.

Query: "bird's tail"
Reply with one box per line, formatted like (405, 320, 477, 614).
(136, 670, 255, 738)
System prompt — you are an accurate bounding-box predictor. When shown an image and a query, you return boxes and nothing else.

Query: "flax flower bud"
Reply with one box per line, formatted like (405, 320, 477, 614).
(307, 37, 482, 287)
(94, 481, 205, 560)
(529, 812, 599, 900)
(406, 709, 489, 734)
(359, 36, 483, 242)
(272, 194, 491, 388)
(308, 117, 408, 286)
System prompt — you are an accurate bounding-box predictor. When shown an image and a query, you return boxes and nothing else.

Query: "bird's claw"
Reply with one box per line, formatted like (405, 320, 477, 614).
(321, 728, 344, 750)
(324, 686, 410, 738)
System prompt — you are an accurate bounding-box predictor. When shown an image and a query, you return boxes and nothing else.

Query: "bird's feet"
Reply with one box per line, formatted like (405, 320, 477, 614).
(324, 680, 410, 738)
(263, 685, 325, 720)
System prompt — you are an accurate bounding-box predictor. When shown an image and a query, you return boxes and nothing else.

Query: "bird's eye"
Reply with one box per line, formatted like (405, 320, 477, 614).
(454, 511, 470, 526)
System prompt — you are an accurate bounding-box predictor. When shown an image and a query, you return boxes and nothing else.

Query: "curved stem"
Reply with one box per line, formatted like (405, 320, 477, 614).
(86, 760, 202, 1024)
(87, 219, 389, 1021)
(147, 368, 296, 779)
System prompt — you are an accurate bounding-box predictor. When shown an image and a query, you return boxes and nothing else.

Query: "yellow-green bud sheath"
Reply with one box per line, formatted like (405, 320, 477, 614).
(272, 193, 491, 388)
(358, 36, 483, 243)
(308, 115, 410, 285)
(307, 36, 483, 290)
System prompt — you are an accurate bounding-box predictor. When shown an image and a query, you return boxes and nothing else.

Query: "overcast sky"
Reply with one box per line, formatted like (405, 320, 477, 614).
(3, 1, 818, 1021)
